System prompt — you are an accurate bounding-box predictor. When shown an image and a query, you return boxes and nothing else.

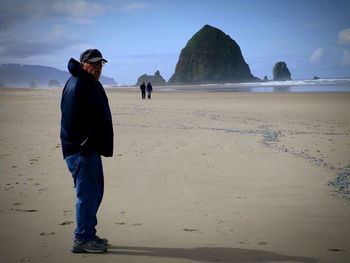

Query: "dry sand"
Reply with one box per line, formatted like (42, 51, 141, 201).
(0, 88, 350, 263)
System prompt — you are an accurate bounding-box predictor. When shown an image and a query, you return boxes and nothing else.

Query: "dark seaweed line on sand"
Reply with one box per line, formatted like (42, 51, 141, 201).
(116, 122, 350, 200)
(258, 127, 350, 201)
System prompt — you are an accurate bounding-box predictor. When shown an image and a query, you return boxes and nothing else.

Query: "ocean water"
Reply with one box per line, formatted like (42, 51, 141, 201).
(161, 78, 350, 93)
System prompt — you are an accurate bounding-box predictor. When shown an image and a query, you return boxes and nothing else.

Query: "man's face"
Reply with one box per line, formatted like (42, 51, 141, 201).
(82, 61, 103, 81)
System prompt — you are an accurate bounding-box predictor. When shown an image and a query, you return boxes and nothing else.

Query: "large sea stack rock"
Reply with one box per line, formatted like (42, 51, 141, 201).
(136, 70, 166, 86)
(169, 25, 257, 84)
(273, 62, 292, 81)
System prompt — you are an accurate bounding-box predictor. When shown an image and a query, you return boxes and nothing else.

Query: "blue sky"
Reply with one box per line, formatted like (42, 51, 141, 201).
(0, 0, 349, 85)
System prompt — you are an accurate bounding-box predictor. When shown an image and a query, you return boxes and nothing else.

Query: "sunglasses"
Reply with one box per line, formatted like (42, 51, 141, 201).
(87, 61, 106, 67)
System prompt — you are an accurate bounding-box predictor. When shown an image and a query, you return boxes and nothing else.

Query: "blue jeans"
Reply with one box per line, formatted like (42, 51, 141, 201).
(65, 153, 104, 242)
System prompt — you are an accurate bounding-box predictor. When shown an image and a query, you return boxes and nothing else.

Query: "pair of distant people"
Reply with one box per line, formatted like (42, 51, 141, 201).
(140, 82, 153, 99)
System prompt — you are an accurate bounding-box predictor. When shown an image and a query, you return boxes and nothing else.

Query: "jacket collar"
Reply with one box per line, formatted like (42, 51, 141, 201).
(67, 58, 95, 82)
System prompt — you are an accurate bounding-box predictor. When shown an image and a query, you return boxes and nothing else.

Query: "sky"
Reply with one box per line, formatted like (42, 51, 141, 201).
(0, 0, 350, 85)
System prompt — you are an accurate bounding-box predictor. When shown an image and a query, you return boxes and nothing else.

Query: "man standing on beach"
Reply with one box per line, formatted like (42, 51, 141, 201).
(60, 49, 114, 253)
(146, 82, 153, 99)
(140, 82, 146, 99)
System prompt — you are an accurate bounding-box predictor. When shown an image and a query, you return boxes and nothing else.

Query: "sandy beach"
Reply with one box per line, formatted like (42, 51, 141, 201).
(0, 88, 350, 263)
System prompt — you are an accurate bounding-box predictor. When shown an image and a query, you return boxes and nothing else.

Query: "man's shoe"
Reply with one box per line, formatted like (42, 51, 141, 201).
(95, 235, 108, 245)
(71, 240, 107, 253)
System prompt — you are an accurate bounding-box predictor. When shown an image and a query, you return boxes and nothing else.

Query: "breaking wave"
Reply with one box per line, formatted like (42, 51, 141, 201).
(194, 78, 350, 92)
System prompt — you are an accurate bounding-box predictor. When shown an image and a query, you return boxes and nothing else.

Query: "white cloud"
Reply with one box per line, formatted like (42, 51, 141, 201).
(0, 36, 78, 59)
(0, 0, 107, 58)
(0, 0, 105, 30)
(338, 28, 350, 45)
(121, 2, 149, 11)
(48, 25, 66, 39)
(341, 49, 350, 66)
(52, 1, 103, 17)
(0, 24, 80, 59)
(310, 47, 324, 64)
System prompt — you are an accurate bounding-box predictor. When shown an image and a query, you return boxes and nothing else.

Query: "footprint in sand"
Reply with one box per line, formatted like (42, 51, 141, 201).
(59, 221, 74, 226)
(63, 210, 73, 216)
(132, 223, 142, 226)
(15, 209, 38, 212)
(183, 228, 201, 233)
(29, 158, 39, 165)
(327, 248, 346, 252)
(40, 232, 55, 237)
(40, 242, 48, 248)
(20, 257, 32, 262)
(115, 222, 126, 225)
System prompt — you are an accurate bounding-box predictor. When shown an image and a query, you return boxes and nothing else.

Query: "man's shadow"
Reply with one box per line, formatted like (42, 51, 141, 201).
(106, 245, 318, 262)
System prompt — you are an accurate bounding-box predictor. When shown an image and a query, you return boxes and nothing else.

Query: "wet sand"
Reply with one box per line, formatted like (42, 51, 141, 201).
(0, 88, 350, 262)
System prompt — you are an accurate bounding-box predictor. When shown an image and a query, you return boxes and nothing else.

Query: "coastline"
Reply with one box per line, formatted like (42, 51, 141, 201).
(3, 77, 350, 93)
(113, 78, 350, 93)
(0, 89, 350, 262)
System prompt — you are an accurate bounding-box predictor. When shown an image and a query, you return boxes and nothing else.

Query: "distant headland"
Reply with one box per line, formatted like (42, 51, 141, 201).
(0, 63, 117, 88)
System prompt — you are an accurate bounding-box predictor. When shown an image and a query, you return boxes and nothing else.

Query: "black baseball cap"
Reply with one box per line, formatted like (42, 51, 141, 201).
(80, 49, 108, 63)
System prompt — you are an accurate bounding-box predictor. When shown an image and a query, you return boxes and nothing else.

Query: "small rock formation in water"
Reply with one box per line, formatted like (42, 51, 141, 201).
(136, 70, 166, 86)
(29, 81, 37, 88)
(273, 62, 292, 81)
(313, 76, 320, 80)
(263, 76, 268, 81)
(48, 79, 61, 87)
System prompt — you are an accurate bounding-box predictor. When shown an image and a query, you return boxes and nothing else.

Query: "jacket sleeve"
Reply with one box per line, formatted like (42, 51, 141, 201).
(61, 77, 91, 155)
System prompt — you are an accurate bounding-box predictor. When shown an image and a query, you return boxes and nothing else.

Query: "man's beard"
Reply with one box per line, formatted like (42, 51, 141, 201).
(92, 70, 101, 81)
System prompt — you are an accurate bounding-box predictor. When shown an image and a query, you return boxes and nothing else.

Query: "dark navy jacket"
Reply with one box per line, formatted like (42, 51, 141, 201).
(60, 58, 114, 158)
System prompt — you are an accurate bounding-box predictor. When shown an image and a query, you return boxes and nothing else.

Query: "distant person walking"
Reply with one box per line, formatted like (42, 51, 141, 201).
(60, 49, 114, 253)
(146, 82, 153, 99)
(140, 82, 146, 99)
